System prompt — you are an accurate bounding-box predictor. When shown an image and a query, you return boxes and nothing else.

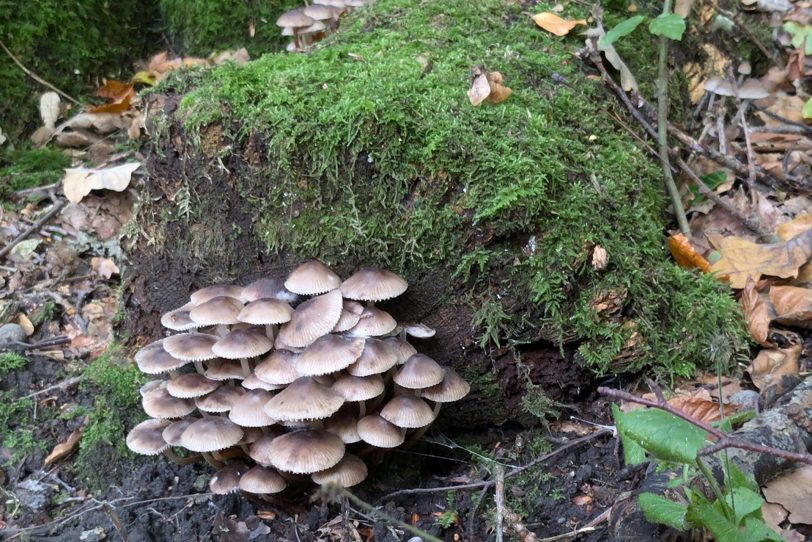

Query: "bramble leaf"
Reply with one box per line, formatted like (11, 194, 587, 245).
(621, 408, 707, 463)
(640, 492, 688, 530)
(599, 16, 644, 47)
(649, 13, 686, 40)
(612, 404, 646, 465)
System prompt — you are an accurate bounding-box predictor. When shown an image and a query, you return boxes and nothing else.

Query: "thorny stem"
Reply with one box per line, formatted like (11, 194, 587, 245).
(597, 382, 812, 466)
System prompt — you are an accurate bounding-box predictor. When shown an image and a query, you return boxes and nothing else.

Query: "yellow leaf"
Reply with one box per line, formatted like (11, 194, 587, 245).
(531, 12, 587, 36)
(467, 72, 491, 106)
(776, 214, 812, 241)
(44, 428, 83, 466)
(668, 232, 710, 272)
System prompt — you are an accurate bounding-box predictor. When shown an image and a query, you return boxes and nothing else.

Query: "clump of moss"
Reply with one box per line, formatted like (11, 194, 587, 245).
(0, 352, 27, 374)
(0, 147, 71, 200)
(0, 392, 46, 467)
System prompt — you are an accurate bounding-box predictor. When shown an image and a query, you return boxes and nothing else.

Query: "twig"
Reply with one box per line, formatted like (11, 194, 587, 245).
(23, 376, 82, 399)
(380, 429, 612, 500)
(751, 103, 812, 133)
(467, 486, 490, 536)
(0, 199, 67, 259)
(14, 182, 61, 198)
(495, 465, 505, 542)
(10, 335, 70, 350)
(0, 40, 81, 105)
(735, 100, 757, 187)
(598, 382, 812, 466)
(530, 507, 609, 542)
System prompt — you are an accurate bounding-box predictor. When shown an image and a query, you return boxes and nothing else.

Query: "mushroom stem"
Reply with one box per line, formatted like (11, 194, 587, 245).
(194, 360, 205, 375)
(239, 357, 251, 378)
(162, 448, 203, 465)
(357, 401, 366, 418)
(264, 324, 276, 341)
(216, 324, 230, 337)
(201, 452, 224, 468)
(404, 403, 441, 447)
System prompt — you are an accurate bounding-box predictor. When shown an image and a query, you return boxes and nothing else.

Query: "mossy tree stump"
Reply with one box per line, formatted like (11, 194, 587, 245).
(123, 0, 745, 428)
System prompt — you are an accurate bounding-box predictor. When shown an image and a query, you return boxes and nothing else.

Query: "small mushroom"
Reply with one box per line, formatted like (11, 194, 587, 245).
(237, 298, 293, 339)
(229, 389, 277, 427)
(126, 418, 171, 455)
(276, 8, 315, 52)
(393, 354, 444, 390)
(356, 414, 405, 448)
(254, 349, 301, 385)
(205, 359, 249, 381)
(383, 336, 418, 364)
(239, 465, 287, 494)
(135, 343, 191, 376)
(340, 267, 407, 302)
(196, 385, 246, 413)
(166, 373, 220, 398)
(312, 454, 368, 487)
(264, 377, 344, 422)
(284, 260, 341, 295)
(212, 327, 274, 377)
(209, 463, 249, 494)
(379, 395, 435, 428)
(332, 300, 365, 332)
(266, 429, 345, 474)
(277, 289, 343, 348)
(242, 373, 285, 391)
(323, 406, 361, 443)
(296, 334, 365, 376)
(346, 307, 397, 337)
(190, 284, 244, 305)
(331, 373, 384, 417)
(240, 277, 297, 304)
(160, 303, 201, 331)
(346, 338, 399, 377)
(142, 386, 196, 419)
(162, 333, 220, 374)
(180, 417, 244, 453)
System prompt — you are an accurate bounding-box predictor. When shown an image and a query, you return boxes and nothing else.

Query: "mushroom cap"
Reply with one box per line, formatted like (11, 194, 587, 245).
(238, 426, 265, 445)
(277, 289, 343, 348)
(242, 373, 285, 391)
(276, 7, 315, 28)
(240, 277, 297, 304)
(383, 336, 418, 364)
(163, 333, 220, 362)
(420, 369, 471, 402)
(323, 407, 361, 443)
(380, 395, 436, 428)
(239, 465, 287, 494)
(356, 415, 405, 448)
(347, 307, 397, 337)
(303, 3, 338, 20)
(281, 26, 295, 36)
(189, 296, 243, 326)
(212, 327, 274, 359)
(266, 429, 345, 474)
(346, 338, 399, 377)
(205, 359, 248, 381)
(312, 454, 368, 487)
(126, 418, 170, 455)
(162, 418, 195, 447)
(139, 380, 166, 396)
(135, 344, 191, 374)
(195, 385, 246, 413)
(166, 373, 220, 398)
(237, 298, 294, 325)
(264, 377, 344, 421)
(332, 301, 365, 332)
(302, 20, 327, 33)
(296, 334, 365, 376)
(248, 429, 287, 465)
(142, 386, 196, 419)
(402, 323, 436, 338)
(340, 268, 407, 301)
(393, 354, 445, 389)
(255, 350, 300, 385)
(190, 284, 244, 305)
(331, 373, 385, 401)
(180, 417, 244, 452)
(209, 463, 248, 495)
(284, 260, 342, 295)
(160, 303, 200, 331)
(228, 389, 277, 427)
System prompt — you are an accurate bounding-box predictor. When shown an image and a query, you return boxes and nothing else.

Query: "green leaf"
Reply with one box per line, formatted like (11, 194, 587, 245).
(649, 14, 686, 40)
(725, 486, 763, 525)
(687, 496, 741, 542)
(690, 170, 728, 203)
(612, 404, 647, 465)
(640, 492, 688, 530)
(599, 16, 644, 47)
(803, 97, 812, 120)
(621, 408, 707, 463)
(742, 516, 787, 542)
(724, 462, 759, 494)
(782, 22, 812, 55)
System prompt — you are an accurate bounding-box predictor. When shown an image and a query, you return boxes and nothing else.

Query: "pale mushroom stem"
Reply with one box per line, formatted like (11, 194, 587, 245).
(405, 403, 441, 446)
(194, 361, 205, 374)
(201, 451, 224, 468)
(357, 401, 366, 418)
(239, 358, 251, 378)
(264, 324, 276, 341)
(216, 324, 230, 337)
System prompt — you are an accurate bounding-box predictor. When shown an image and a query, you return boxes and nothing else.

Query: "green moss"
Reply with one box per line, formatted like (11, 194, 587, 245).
(0, 147, 71, 200)
(0, 352, 27, 374)
(0, 393, 46, 466)
(168, 0, 745, 377)
(81, 346, 145, 409)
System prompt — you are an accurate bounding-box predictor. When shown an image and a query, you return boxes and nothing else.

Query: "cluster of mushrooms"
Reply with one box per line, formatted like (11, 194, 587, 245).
(276, 0, 368, 52)
(126, 261, 469, 496)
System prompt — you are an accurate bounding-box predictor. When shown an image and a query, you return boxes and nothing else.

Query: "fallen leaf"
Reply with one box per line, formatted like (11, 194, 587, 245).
(62, 162, 140, 203)
(762, 465, 812, 524)
(760, 502, 788, 534)
(591, 245, 608, 270)
(709, 230, 812, 289)
(747, 345, 801, 391)
(531, 12, 587, 36)
(467, 71, 491, 106)
(668, 232, 710, 272)
(90, 257, 120, 279)
(777, 214, 812, 241)
(39, 92, 61, 130)
(18, 314, 34, 336)
(769, 285, 812, 328)
(599, 40, 638, 92)
(43, 427, 83, 466)
(740, 276, 774, 346)
(484, 71, 512, 104)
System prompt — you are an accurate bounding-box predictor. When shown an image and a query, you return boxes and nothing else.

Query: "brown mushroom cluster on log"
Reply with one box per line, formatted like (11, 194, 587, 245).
(126, 261, 469, 496)
(276, 0, 368, 52)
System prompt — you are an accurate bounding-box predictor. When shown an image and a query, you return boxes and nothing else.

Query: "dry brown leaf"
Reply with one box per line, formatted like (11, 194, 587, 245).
(675, 0, 695, 17)
(531, 12, 587, 36)
(43, 427, 83, 466)
(591, 245, 608, 270)
(695, 372, 743, 400)
(636, 388, 737, 423)
(769, 285, 812, 328)
(709, 230, 812, 289)
(467, 72, 491, 106)
(668, 233, 710, 272)
(747, 345, 801, 390)
(90, 257, 120, 279)
(89, 79, 135, 114)
(18, 313, 34, 336)
(763, 465, 812, 524)
(484, 71, 512, 104)
(761, 502, 788, 534)
(740, 276, 774, 346)
(777, 214, 812, 241)
(62, 162, 140, 203)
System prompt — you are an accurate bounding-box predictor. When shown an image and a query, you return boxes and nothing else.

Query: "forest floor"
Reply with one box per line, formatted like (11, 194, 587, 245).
(1, 0, 811, 541)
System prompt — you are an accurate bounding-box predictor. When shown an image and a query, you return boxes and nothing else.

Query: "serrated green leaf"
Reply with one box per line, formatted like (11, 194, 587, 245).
(649, 14, 686, 40)
(725, 486, 763, 525)
(687, 498, 740, 542)
(742, 516, 787, 542)
(622, 408, 707, 463)
(599, 15, 644, 47)
(724, 462, 759, 494)
(612, 404, 647, 465)
(803, 98, 812, 120)
(640, 492, 688, 530)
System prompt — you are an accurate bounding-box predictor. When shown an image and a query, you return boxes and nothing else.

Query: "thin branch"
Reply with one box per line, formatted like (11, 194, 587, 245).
(495, 465, 505, 542)
(0, 40, 81, 105)
(23, 376, 81, 399)
(597, 384, 812, 466)
(0, 199, 67, 259)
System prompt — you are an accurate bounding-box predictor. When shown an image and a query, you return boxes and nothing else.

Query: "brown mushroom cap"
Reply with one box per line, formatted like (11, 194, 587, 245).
(237, 298, 294, 325)
(347, 307, 397, 337)
(340, 268, 407, 301)
(195, 385, 246, 413)
(248, 429, 286, 465)
(142, 386, 196, 419)
(162, 418, 196, 447)
(212, 327, 274, 359)
(332, 300, 365, 332)
(264, 377, 344, 421)
(284, 260, 342, 295)
(228, 389, 277, 427)
(312, 454, 368, 487)
(189, 296, 244, 326)
(205, 359, 248, 381)
(380, 395, 436, 428)
(240, 277, 297, 304)
(239, 465, 287, 494)
(139, 380, 166, 396)
(296, 334, 365, 376)
(276, 7, 315, 28)
(346, 338, 399, 377)
(266, 429, 345, 474)
(242, 373, 285, 391)
(420, 368, 471, 402)
(190, 284, 244, 305)
(126, 418, 171, 455)
(160, 303, 200, 331)
(323, 407, 361, 443)
(303, 3, 339, 20)
(163, 333, 220, 362)
(209, 463, 248, 495)
(393, 354, 445, 389)
(166, 373, 220, 398)
(135, 344, 191, 374)
(180, 417, 244, 452)
(383, 336, 418, 364)
(356, 414, 405, 448)
(331, 373, 385, 401)
(277, 289, 343, 348)
(254, 350, 300, 385)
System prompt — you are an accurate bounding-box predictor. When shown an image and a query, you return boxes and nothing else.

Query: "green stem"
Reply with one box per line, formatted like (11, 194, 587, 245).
(657, 0, 690, 236)
(695, 457, 733, 521)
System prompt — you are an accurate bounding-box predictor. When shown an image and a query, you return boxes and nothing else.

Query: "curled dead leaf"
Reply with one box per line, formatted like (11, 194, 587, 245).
(467, 67, 512, 106)
(90, 257, 120, 279)
(740, 276, 775, 346)
(591, 245, 608, 270)
(769, 285, 812, 328)
(44, 427, 84, 466)
(762, 466, 812, 525)
(467, 72, 491, 106)
(746, 345, 801, 391)
(668, 233, 710, 272)
(531, 12, 588, 36)
(62, 162, 140, 203)
(485, 71, 512, 104)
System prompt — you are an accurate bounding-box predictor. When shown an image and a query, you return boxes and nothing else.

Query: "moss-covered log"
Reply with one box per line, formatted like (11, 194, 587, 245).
(124, 0, 746, 427)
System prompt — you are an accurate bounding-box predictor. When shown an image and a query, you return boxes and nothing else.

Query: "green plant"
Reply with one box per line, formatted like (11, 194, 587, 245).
(471, 298, 512, 349)
(435, 492, 460, 529)
(0, 147, 70, 200)
(0, 352, 27, 373)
